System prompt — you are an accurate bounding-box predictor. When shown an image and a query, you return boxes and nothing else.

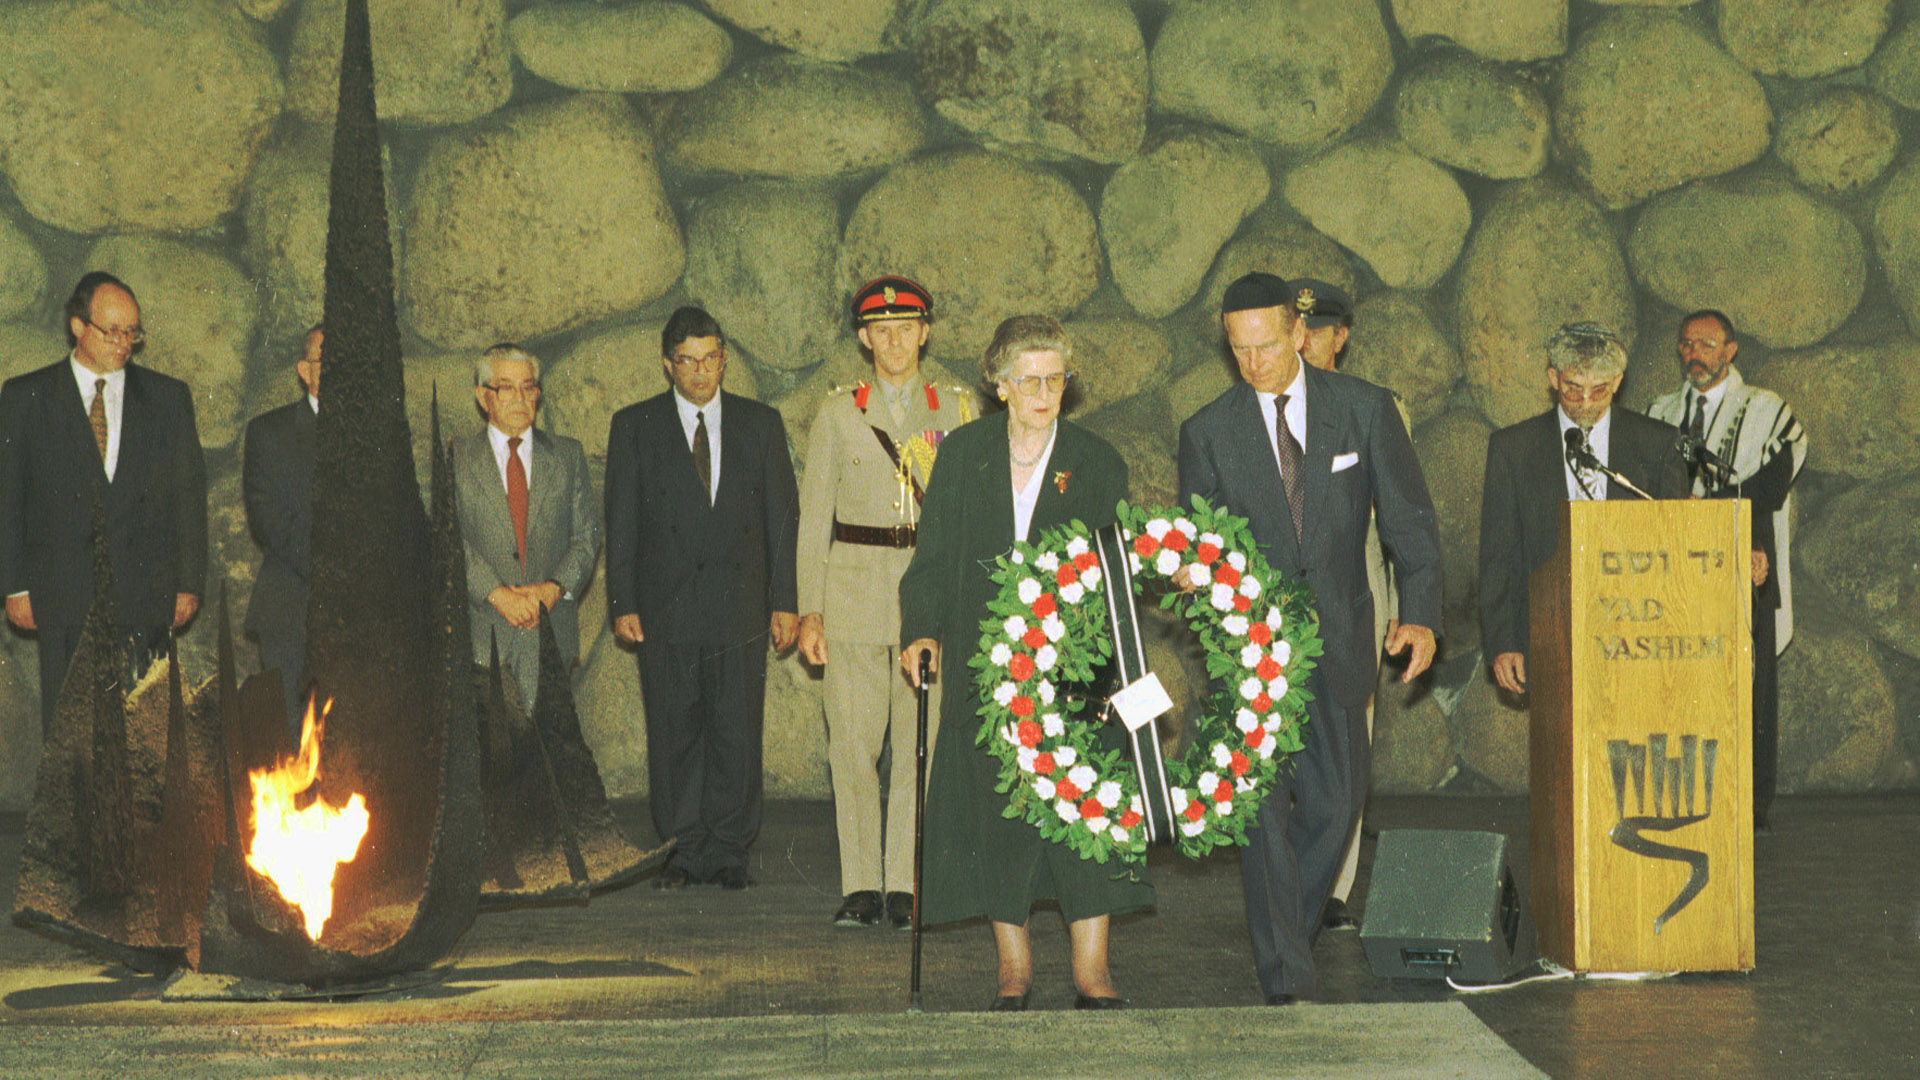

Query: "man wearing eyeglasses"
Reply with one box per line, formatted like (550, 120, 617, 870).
(795, 276, 972, 929)
(605, 307, 799, 891)
(454, 343, 601, 714)
(1479, 323, 1690, 698)
(242, 325, 325, 733)
(0, 271, 207, 734)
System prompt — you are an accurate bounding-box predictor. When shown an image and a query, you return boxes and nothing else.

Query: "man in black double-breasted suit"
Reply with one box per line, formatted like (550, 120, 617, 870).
(242, 326, 322, 730)
(605, 307, 799, 891)
(1178, 273, 1444, 1004)
(0, 272, 208, 733)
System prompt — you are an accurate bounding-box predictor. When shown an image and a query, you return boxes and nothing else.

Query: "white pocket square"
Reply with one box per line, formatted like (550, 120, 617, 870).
(1331, 451, 1360, 473)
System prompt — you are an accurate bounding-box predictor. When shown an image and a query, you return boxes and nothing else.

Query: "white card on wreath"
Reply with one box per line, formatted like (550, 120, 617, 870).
(1109, 673, 1174, 732)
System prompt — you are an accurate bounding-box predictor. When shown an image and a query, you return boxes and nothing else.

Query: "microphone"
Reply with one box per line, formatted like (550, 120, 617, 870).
(1675, 432, 1738, 488)
(1564, 425, 1654, 500)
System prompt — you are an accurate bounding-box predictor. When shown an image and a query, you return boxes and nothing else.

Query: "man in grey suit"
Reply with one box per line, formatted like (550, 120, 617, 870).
(455, 343, 601, 713)
(243, 325, 323, 732)
(1178, 272, 1443, 1004)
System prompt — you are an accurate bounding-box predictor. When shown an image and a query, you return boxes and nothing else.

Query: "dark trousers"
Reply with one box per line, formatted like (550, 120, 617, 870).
(1753, 599, 1778, 824)
(36, 622, 170, 736)
(256, 625, 310, 742)
(636, 635, 768, 879)
(1239, 670, 1365, 999)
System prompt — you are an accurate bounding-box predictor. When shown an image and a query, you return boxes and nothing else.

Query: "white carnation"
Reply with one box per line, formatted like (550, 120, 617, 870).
(1033, 777, 1055, 799)
(1060, 582, 1086, 605)
(1197, 770, 1219, 792)
(1185, 563, 1210, 588)
(1239, 677, 1262, 700)
(1236, 709, 1258, 732)
(1038, 680, 1056, 704)
(1181, 819, 1206, 837)
(1080, 566, 1102, 590)
(1086, 816, 1110, 832)
(1109, 825, 1130, 844)
(991, 642, 1013, 666)
(1065, 536, 1090, 558)
(1035, 552, 1060, 573)
(1174, 517, 1196, 538)
(1097, 781, 1122, 806)
(1035, 645, 1058, 672)
(1240, 643, 1263, 668)
(1211, 583, 1235, 610)
(1129, 552, 1142, 573)
(1169, 787, 1190, 812)
(1003, 615, 1027, 639)
(1236, 776, 1256, 793)
(1055, 745, 1078, 767)
(1227, 551, 1247, 571)
(1017, 578, 1042, 604)
(1043, 614, 1066, 640)
(994, 682, 1017, 706)
(1222, 615, 1249, 637)
(1215, 800, 1233, 816)
(1146, 518, 1171, 539)
(1212, 743, 1232, 767)
(1274, 641, 1291, 666)
(1016, 747, 1037, 772)
(1240, 576, 1262, 599)
(1011, 550, 1025, 564)
(1042, 712, 1065, 738)
(1001, 722, 1020, 745)
(1155, 549, 1181, 576)
(1201, 531, 1224, 550)
(1055, 799, 1080, 823)
(1265, 606, 1283, 629)
(1268, 676, 1289, 699)
(1257, 740, 1276, 760)
(1068, 765, 1097, 790)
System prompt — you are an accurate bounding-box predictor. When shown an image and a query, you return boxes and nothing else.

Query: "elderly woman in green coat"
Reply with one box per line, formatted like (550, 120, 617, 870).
(899, 315, 1153, 1011)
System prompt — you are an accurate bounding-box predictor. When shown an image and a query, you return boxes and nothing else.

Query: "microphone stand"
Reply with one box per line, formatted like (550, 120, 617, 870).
(1566, 428, 1654, 500)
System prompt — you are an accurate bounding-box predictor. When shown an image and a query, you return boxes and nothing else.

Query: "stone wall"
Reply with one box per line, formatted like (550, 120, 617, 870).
(3, 0, 1919, 808)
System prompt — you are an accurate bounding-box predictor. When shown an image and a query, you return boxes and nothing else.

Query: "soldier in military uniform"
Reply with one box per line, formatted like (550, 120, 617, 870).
(797, 276, 973, 928)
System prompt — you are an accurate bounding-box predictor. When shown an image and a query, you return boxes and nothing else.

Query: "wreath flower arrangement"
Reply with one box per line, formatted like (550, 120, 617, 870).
(969, 497, 1322, 864)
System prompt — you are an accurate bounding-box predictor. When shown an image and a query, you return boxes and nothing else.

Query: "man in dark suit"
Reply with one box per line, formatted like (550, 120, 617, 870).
(1178, 272, 1444, 1004)
(1480, 322, 1691, 697)
(0, 271, 208, 733)
(605, 307, 799, 891)
(455, 343, 601, 713)
(242, 325, 322, 732)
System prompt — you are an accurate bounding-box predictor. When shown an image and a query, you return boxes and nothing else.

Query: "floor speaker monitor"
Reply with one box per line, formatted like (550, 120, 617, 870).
(1359, 828, 1534, 983)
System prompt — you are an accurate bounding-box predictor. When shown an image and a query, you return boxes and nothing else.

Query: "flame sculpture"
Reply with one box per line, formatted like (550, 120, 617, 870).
(244, 699, 370, 940)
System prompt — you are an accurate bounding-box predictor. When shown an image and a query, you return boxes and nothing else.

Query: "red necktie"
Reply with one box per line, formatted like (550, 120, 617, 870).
(507, 435, 528, 572)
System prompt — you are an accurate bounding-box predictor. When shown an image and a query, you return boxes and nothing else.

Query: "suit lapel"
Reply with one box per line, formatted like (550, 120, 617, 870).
(462, 432, 518, 572)
(711, 393, 743, 515)
(526, 428, 565, 558)
(1526, 413, 1568, 506)
(51, 363, 105, 481)
(977, 414, 1017, 543)
(110, 367, 150, 491)
(1227, 383, 1300, 566)
(1029, 421, 1075, 531)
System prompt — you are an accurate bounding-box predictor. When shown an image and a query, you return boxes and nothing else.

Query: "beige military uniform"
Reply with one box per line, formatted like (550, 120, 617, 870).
(797, 374, 972, 895)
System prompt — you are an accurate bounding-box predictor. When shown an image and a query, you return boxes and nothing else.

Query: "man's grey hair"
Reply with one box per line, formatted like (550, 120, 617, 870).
(474, 342, 541, 386)
(1546, 322, 1628, 379)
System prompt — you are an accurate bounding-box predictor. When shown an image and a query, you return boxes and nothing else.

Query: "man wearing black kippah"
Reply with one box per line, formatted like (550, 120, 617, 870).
(1178, 272, 1444, 1004)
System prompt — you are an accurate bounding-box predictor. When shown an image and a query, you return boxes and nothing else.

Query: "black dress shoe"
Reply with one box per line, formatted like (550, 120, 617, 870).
(1266, 993, 1298, 1006)
(1322, 897, 1358, 931)
(885, 891, 914, 929)
(988, 991, 1030, 1012)
(652, 866, 695, 890)
(833, 890, 883, 927)
(713, 865, 750, 890)
(1073, 993, 1128, 1010)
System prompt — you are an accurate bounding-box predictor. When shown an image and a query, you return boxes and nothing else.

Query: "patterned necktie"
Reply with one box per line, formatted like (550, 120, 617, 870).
(89, 377, 108, 463)
(1689, 393, 1706, 439)
(1273, 393, 1305, 541)
(693, 410, 712, 504)
(506, 435, 528, 571)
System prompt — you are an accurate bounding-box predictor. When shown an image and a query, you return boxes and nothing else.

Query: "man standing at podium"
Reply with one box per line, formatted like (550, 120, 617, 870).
(1479, 323, 1689, 697)
(1648, 311, 1806, 832)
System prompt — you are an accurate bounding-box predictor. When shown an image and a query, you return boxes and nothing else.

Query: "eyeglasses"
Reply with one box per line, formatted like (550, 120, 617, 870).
(85, 319, 144, 345)
(1678, 337, 1728, 353)
(485, 381, 541, 398)
(1009, 372, 1072, 395)
(1555, 380, 1618, 403)
(671, 350, 725, 370)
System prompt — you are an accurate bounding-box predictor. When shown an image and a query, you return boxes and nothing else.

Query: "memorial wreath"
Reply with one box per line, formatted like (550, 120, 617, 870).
(970, 497, 1322, 865)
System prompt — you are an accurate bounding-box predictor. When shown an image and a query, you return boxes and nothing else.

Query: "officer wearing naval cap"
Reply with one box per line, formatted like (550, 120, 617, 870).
(797, 276, 973, 928)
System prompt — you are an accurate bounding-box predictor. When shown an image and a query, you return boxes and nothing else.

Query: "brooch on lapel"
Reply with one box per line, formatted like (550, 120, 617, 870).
(1053, 470, 1072, 493)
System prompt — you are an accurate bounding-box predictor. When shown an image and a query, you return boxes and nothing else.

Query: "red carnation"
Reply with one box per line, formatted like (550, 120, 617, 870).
(1247, 622, 1273, 645)
(1118, 809, 1142, 828)
(1232, 594, 1251, 613)
(1215, 564, 1242, 587)
(1251, 692, 1273, 713)
(1246, 726, 1267, 749)
(1196, 542, 1221, 564)
(1133, 534, 1160, 558)
(1183, 801, 1206, 822)
(1055, 564, 1078, 587)
(1056, 779, 1082, 801)
(1022, 627, 1048, 649)
(1073, 551, 1099, 572)
(1079, 797, 1105, 820)
(1230, 751, 1250, 777)
(1256, 656, 1281, 681)
(1214, 779, 1234, 803)
(1017, 720, 1042, 748)
(1032, 593, 1058, 617)
(1163, 529, 1189, 552)
(1033, 751, 1056, 775)
(1011, 695, 1035, 718)
(1008, 653, 1035, 681)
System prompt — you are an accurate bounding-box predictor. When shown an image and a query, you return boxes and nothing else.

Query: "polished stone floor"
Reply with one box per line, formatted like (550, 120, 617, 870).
(2, 794, 1915, 1079)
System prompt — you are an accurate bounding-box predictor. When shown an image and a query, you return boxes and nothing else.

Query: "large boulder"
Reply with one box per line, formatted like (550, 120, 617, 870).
(1627, 176, 1867, 349)
(1062, 317, 1174, 415)
(508, 1, 732, 94)
(1555, 10, 1772, 209)
(1867, 13, 1920, 110)
(402, 94, 684, 350)
(1447, 668, 1530, 793)
(1152, 0, 1392, 150)
(1456, 178, 1636, 427)
(1370, 672, 1456, 794)
(662, 55, 925, 179)
(0, 213, 45, 321)
(87, 235, 259, 450)
(841, 149, 1101, 363)
(1190, 223, 1358, 349)
(1167, 355, 1236, 426)
(242, 123, 401, 345)
(235, 0, 295, 19)
(0, 320, 65, 382)
(1875, 155, 1920, 338)
(1718, 0, 1892, 78)
(1750, 341, 1920, 481)
(703, 0, 913, 62)
(1392, 51, 1551, 180)
(1284, 140, 1471, 290)
(1076, 393, 1178, 509)
(1777, 603, 1908, 792)
(1775, 88, 1903, 197)
(1341, 291, 1463, 431)
(0, 0, 281, 234)
(287, 0, 512, 126)
(1799, 474, 1920, 660)
(542, 322, 762, 462)
(0, 629, 41, 809)
(1413, 407, 1494, 622)
(1387, 0, 1566, 63)
(1100, 130, 1268, 319)
(913, 0, 1147, 164)
(684, 181, 845, 373)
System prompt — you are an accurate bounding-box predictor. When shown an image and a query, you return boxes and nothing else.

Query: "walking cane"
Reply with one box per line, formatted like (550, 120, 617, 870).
(908, 648, 931, 1013)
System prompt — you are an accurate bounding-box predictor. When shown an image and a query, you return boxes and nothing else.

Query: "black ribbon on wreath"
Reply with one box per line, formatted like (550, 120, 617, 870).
(1092, 523, 1177, 845)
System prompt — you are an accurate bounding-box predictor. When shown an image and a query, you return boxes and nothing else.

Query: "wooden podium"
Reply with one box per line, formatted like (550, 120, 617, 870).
(1527, 499, 1754, 972)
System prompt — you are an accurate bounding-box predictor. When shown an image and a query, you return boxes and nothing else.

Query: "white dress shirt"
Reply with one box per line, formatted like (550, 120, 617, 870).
(1011, 424, 1058, 543)
(487, 422, 533, 493)
(71, 353, 127, 481)
(1557, 407, 1614, 500)
(1255, 360, 1308, 468)
(675, 392, 722, 504)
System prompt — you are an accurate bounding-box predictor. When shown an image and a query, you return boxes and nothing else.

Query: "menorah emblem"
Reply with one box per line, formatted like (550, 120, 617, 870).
(1607, 734, 1717, 934)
